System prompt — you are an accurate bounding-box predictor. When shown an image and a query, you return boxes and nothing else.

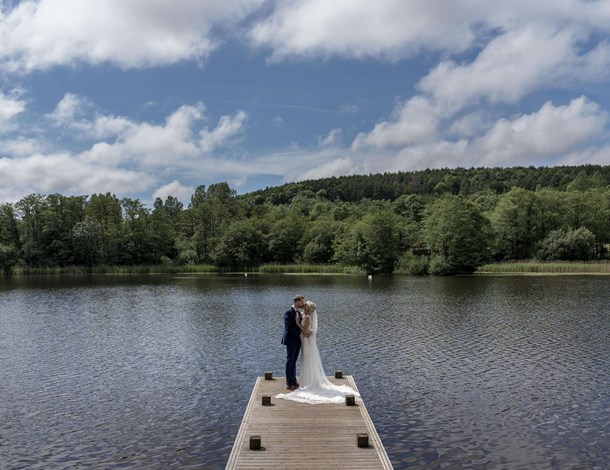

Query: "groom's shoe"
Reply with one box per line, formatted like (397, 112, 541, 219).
(287, 385, 298, 391)
(295, 382, 300, 387)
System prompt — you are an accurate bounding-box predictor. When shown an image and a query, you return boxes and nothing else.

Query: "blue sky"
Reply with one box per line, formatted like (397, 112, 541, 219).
(1, 0, 609, 205)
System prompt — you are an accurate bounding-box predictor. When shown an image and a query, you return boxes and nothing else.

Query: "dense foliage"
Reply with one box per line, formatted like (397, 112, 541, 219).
(1, 166, 609, 275)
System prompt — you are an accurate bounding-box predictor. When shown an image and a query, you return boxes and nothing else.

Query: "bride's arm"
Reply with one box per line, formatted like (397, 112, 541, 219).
(296, 313, 306, 333)
(301, 315, 311, 337)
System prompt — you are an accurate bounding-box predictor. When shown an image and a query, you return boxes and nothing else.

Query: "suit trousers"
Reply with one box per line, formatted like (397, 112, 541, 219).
(285, 340, 301, 387)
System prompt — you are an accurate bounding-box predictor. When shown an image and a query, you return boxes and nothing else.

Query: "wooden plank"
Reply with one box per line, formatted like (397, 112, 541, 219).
(225, 376, 394, 469)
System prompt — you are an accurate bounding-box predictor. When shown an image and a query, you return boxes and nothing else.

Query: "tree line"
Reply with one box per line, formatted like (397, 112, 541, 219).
(0, 165, 609, 275)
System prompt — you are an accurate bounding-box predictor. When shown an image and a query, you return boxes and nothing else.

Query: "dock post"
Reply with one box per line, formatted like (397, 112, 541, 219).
(249, 435, 262, 450)
(345, 394, 356, 406)
(357, 433, 369, 448)
(335, 370, 343, 379)
(262, 395, 272, 406)
(264, 371, 273, 380)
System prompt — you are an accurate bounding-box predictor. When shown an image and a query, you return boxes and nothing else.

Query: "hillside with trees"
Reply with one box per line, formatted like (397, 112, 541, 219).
(1, 165, 609, 275)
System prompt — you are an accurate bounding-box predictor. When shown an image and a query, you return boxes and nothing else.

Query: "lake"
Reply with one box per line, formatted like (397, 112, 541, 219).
(0, 274, 608, 469)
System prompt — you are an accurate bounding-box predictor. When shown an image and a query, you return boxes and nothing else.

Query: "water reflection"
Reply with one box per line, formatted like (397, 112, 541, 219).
(0, 274, 608, 469)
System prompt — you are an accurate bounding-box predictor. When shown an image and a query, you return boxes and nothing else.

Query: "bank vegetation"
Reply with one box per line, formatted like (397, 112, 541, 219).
(1, 165, 609, 276)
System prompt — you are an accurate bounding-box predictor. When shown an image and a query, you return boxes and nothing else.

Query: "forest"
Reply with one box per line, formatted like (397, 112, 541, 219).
(0, 165, 609, 275)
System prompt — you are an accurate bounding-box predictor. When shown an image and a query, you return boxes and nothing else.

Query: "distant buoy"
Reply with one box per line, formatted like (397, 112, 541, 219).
(367, 275, 372, 280)
(244, 273, 248, 277)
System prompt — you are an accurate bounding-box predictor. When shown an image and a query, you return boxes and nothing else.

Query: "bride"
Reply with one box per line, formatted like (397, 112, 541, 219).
(276, 300, 360, 404)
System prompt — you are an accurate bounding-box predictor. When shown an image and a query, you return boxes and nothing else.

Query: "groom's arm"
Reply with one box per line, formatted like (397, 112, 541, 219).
(285, 309, 301, 337)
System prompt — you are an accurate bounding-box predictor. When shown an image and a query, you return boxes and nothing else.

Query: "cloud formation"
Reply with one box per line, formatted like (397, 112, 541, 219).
(251, 0, 483, 60)
(0, 0, 263, 71)
(0, 0, 609, 202)
(0, 91, 26, 132)
(153, 180, 193, 203)
(251, 0, 610, 62)
(0, 94, 250, 203)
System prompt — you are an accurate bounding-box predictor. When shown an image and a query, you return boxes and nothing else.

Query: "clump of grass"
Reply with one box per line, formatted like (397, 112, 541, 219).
(12, 264, 219, 275)
(476, 260, 610, 274)
(258, 264, 349, 274)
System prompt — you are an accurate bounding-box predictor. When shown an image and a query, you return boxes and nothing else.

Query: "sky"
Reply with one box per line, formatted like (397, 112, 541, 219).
(1, 0, 610, 206)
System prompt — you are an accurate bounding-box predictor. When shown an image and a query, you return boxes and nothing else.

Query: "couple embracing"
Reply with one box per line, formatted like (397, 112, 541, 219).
(277, 294, 359, 404)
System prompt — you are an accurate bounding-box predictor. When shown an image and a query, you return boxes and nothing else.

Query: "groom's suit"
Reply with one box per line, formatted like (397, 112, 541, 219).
(282, 306, 302, 388)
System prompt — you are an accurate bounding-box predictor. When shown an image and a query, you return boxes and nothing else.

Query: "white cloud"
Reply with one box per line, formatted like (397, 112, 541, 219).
(251, 0, 610, 62)
(251, 0, 484, 60)
(382, 140, 470, 173)
(355, 96, 608, 171)
(0, 152, 154, 197)
(266, 96, 609, 183)
(120, 105, 205, 166)
(472, 96, 607, 165)
(0, 91, 26, 132)
(89, 115, 135, 140)
(0, 95, 252, 202)
(418, 25, 585, 110)
(353, 96, 439, 149)
(78, 105, 205, 168)
(318, 128, 342, 147)
(254, 1, 610, 126)
(447, 112, 489, 139)
(557, 145, 610, 166)
(0, 137, 44, 156)
(200, 111, 247, 152)
(153, 180, 193, 203)
(299, 157, 355, 181)
(47, 98, 248, 169)
(0, 0, 264, 72)
(45, 93, 86, 125)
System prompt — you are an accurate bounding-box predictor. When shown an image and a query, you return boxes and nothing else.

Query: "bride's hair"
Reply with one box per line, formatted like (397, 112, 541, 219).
(305, 300, 317, 312)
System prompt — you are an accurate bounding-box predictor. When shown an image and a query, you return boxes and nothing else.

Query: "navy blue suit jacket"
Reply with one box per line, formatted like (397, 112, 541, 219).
(281, 307, 302, 346)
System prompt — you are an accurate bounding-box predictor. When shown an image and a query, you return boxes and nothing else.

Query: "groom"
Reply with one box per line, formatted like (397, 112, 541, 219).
(282, 294, 308, 391)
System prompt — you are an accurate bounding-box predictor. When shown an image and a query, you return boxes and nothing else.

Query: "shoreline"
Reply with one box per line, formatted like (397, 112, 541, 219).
(4, 261, 610, 276)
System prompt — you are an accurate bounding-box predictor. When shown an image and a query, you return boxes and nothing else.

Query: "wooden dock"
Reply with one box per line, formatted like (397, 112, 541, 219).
(226, 375, 393, 469)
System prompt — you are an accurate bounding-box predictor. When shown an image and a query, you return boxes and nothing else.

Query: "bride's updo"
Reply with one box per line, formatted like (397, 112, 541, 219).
(305, 300, 317, 313)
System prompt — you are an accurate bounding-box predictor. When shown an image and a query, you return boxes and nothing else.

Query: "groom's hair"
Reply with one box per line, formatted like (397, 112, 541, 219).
(293, 294, 304, 302)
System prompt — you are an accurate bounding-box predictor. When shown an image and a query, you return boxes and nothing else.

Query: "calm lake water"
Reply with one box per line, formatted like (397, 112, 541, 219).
(0, 274, 608, 469)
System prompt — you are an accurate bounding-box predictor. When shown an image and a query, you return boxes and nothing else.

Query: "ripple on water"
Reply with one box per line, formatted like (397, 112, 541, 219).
(0, 274, 608, 469)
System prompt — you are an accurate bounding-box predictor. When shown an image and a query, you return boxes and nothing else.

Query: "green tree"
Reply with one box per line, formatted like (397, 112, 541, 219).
(86, 193, 124, 264)
(0, 243, 19, 274)
(536, 227, 596, 261)
(15, 193, 46, 266)
(0, 203, 21, 250)
(212, 220, 264, 268)
(39, 194, 87, 266)
(334, 207, 404, 274)
(190, 184, 207, 208)
(71, 219, 103, 266)
(491, 188, 545, 259)
(567, 169, 593, 191)
(163, 195, 184, 224)
(392, 194, 426, 222)
(121, 198, 152, 264)
(192, 182, 240, 263)
(268, 213, 306, 263)
(149, 198, 177, 261)
(422, 196, 491, 274)
(301, 219, 341, 264)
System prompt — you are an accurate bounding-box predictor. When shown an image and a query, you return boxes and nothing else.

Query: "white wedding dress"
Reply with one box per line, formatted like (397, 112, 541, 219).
(276, 310, 360, 404)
